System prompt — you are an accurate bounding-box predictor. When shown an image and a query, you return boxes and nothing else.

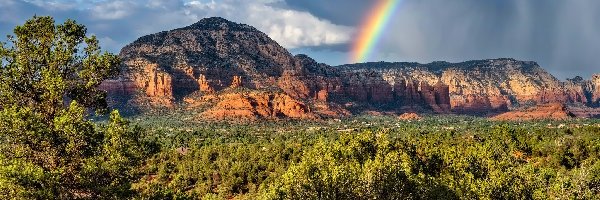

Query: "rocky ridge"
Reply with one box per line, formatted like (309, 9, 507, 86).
(102, 17, 452, 120)
(101, 17, 600, 120)
(338, 60, 600, 114)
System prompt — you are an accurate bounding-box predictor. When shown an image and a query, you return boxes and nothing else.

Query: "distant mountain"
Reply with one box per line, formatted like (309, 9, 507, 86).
(100, 17, 600, 120)
(338, 59, 600, 114)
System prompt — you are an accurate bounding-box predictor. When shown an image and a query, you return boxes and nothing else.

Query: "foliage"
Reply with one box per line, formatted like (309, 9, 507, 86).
(0, 16, 120, 116)
(260, 132, 424, 199)
(0, 16, 146, 199)
(1, 15, 600, 200)
(129, 113, 600, 199)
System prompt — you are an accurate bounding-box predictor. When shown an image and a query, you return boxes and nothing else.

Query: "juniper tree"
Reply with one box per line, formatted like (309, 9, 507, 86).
(0, 16, 146, 199)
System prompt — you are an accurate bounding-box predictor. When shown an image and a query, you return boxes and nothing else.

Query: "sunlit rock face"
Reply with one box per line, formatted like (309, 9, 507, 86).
(102, 17, 598, 118)
(338, 58, 598, 114)
(591, 74, 600, 106)
(491, 103, 575, 121)
(101, 17, 452, 118)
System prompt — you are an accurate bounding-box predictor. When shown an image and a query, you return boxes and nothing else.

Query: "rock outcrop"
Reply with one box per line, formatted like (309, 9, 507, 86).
(202, 91, 317, 121)
(117, 59, 176, 106)
(398, 113, 422, 121)
(197, 74, 215, 94)
(491, 103, 575, 121)
(98, 79, 136, 97)
(107, 17, 353, 119)
(230, 76, 243, 89)
(101, 17, 600, 120)
(591, 74, 600, 106)
(117, 17, 296, 102)
(338, 59, 598, 114)
(106, 17, 453, 119)
(391, 80, 450, 113)
(567, 106, 600, 118)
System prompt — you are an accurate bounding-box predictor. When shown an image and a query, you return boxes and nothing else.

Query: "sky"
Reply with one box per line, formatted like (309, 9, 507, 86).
(1, 0, 600, 79)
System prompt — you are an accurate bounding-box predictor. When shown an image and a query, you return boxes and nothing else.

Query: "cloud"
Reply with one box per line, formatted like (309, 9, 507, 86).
(183, 0, 353, 48)
(0, 0, 352, 53)
(3, 0, 600, 79)
(357, 0, 600, 79)
(90, 1, 134, 20)
(282, 0, 372, 26)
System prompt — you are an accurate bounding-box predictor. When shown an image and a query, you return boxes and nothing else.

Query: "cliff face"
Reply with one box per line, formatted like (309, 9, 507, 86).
(201, 91, 317, 121)
(106, 17, 451, 119)
(338, 59, 597, 114)
(118, 17, 297, 104)
(491, 103, 575, 121)
(104, 17, 598, 119)
(591, 74, 600, 106)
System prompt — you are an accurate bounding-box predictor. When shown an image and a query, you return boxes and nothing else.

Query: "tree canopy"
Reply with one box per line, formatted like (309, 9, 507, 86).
(0, 15, 120, 116)
(0, 16, 146, 199)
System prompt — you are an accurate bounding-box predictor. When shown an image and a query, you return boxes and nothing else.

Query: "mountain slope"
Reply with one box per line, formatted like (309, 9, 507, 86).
(101, 17, 600, 119)
(102, 17, 452, 119)
(338, 59, 600, 114)
(119, 17, 296, 102)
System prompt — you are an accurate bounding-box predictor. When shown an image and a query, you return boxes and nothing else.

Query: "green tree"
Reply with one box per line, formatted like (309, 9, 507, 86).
(0, 16, 145, 199)
(260, 132, 424, 200)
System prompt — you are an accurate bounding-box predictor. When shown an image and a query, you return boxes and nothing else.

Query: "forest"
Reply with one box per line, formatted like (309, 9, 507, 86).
(126, 113, 600, 199)
(1, 17, 599, 200)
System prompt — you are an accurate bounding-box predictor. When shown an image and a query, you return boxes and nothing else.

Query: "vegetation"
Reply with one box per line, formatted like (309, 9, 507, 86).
(1, 16, 600, 199)
(0, 16, 150, 199)
(129, 114, 600, 199)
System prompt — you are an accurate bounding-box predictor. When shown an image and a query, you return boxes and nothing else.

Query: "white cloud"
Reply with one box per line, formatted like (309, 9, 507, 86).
(90, 1, 134, 20)
(183, 0, 354, 48)
(146, 0, 183, 10)
(2, 0, 353, 51)
(19, 0, 78, 10)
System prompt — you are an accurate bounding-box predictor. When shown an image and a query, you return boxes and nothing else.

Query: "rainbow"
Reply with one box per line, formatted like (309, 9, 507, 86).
(351, 0, 402, 63)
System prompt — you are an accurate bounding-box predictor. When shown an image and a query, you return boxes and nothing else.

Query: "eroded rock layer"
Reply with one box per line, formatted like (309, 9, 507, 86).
(104, 17, 453, 119)
(103, 17, 599, 119)
(338, 59, 599, 114)
(491, 103, 575, 121)
(201, 91, 317, 121)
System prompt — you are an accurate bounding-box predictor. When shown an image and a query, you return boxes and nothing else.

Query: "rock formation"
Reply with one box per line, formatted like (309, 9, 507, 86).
(101, 17, 600, 119)
(391, 80, 450, 113)
(491, 103, 575, 121)
(107, 17, 353, 119)
(338, 59, 599, 114)
(202, 91, 317, 121)
(591, 74, 600, 106)
(197, 74, 215, 94)
(567, 106, 600, 118)
(98, 79, 136, 97)
(117, 17, 296, 102)
(398, 113, 422, 121)
(121, 59, 175, 106)
(230, 76, 243, 88)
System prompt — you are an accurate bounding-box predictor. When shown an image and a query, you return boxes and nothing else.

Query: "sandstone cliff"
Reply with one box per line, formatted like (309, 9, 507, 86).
(589, 74, 600, 106)
(105, 17, 451, 119)
(491, 103, 575, 121)
(116, 17, 305, 106)
(103, 17, 598, 119)
(201, 90, 317, 121)
(338, 59, 597, 114)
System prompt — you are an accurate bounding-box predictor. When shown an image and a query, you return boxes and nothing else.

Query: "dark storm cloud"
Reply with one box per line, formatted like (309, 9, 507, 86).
(369, 0, 600, 79)
(2, 0, 600, 79)
(284, 0, 600, 79)
(282, 0, 372, 26)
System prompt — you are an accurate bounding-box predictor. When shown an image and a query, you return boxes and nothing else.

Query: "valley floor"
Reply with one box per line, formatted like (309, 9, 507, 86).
(121, 113, 600, 199)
